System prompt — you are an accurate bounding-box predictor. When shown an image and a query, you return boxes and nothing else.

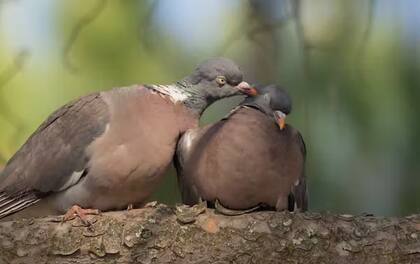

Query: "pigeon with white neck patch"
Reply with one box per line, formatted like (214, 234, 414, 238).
(0, 57, 256, 223)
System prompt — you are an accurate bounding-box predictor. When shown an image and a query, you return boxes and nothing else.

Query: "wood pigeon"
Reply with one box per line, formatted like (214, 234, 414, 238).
(0, 57, 257, 222)
(175, 84, 307, 214)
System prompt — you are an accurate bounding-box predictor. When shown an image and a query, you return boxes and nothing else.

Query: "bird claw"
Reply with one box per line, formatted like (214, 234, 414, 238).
(144, 201, 158, 208)
(214, 199, 261, 216)
(175, 202, 206, 224)
(62, 205, 100, 226)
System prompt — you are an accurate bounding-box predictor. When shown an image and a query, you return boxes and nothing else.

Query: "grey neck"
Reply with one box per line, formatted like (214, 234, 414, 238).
(146, 80, 210, 117)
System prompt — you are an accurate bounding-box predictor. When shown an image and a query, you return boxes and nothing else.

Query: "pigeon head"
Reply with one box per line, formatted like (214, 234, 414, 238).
(186, 57, 257, 99)
(179, 58, 257, 114)
(241, 84, 292, 130)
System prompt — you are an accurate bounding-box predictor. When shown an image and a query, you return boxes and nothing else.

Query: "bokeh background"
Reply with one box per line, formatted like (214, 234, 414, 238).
(0, 0, 419, 216)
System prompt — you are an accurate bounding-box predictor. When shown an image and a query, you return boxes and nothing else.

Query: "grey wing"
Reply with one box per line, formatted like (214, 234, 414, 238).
(292, 131, 308, 211)
(0, 92, 109, 218)
(174, 129, 202, 206)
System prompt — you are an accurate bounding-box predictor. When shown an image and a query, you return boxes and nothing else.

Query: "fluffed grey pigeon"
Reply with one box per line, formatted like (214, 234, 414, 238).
(175, 84, 307, 213)
(0, 57, 257, 222)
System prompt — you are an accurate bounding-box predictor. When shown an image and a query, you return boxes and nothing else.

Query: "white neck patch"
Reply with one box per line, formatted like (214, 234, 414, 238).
(149, 84, 190, 103)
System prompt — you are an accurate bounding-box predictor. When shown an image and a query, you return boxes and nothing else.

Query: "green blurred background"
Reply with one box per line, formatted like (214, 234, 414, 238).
(0, 0, 419, 216)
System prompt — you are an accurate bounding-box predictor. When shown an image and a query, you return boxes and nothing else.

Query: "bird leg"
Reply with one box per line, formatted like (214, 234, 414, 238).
(143, 201, 158, 208)
(214, 199, 261, 216)
(63, 205, 100, 225)
(275, 196, 288, 211)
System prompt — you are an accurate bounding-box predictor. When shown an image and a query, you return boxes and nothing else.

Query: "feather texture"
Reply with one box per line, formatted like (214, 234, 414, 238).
(0, 191, 40, 218)
(0, 92, 109, 218)
(175, 106, 307, 211)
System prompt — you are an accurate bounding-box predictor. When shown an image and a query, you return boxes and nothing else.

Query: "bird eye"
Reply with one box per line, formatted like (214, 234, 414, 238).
(216, 76, 226, 86)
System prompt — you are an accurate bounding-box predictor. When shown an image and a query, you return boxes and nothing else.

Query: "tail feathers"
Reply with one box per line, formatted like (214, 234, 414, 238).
(292, 177, 308, 212)
(0, 191, 41, 219)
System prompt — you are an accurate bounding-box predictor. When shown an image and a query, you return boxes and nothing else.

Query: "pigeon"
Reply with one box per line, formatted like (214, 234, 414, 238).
(175, 84, 307, 214)
(0, 57, 257, 222)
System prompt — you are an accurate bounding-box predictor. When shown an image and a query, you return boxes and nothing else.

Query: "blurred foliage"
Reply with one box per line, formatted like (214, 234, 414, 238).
(0, 0, 419, 216)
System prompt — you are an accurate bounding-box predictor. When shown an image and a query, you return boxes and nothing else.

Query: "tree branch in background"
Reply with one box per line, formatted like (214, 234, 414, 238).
(218, 0, 291, 56)
(0, 50, 28, 89)
(138, 0, 160, 50)
(0, 51, 30, 162)
(291, 0, 309, 71)
(291, 0, 313, 141)
(353, 0, 376, 78)
(62, 0, 107, 73)
(357, 0, 376, 57)
(217, 5, 255, 54)
(1, 205, 420, 263)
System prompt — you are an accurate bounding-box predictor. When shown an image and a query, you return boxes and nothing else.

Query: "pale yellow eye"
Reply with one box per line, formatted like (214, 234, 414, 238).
(216, 76, 226, 86)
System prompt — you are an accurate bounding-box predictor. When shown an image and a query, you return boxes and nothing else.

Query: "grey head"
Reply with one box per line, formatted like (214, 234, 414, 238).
(178, 57, 257, 115)
(241, 84, 292, 130)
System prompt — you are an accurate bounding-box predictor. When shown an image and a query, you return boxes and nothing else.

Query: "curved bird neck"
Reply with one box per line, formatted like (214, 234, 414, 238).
(146, 81, 209, 117)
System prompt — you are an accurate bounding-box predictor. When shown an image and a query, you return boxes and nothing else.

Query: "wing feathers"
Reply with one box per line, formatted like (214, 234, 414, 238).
(0, 191, 41, 219)
(294, 131, 308, 211)
(0, 194, 10, 204)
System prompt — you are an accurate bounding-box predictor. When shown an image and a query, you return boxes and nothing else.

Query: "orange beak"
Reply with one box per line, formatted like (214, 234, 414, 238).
(274, 111, 286, 130)
(236, 82, 258, 96)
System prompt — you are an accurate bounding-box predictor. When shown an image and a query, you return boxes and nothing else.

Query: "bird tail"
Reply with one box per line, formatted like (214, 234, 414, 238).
(291, 177, 308, 212)
(0, 191, 40, 219)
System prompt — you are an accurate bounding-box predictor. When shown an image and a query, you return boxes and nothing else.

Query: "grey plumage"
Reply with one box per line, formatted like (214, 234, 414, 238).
(175, 84, 307, 212)
(0, 93, 108, 218)
(0, 57, 255, 219)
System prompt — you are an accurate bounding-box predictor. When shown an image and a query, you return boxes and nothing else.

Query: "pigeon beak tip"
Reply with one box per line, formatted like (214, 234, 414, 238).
(237, 82, 258, 96)
(274, 111, 286, 130)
